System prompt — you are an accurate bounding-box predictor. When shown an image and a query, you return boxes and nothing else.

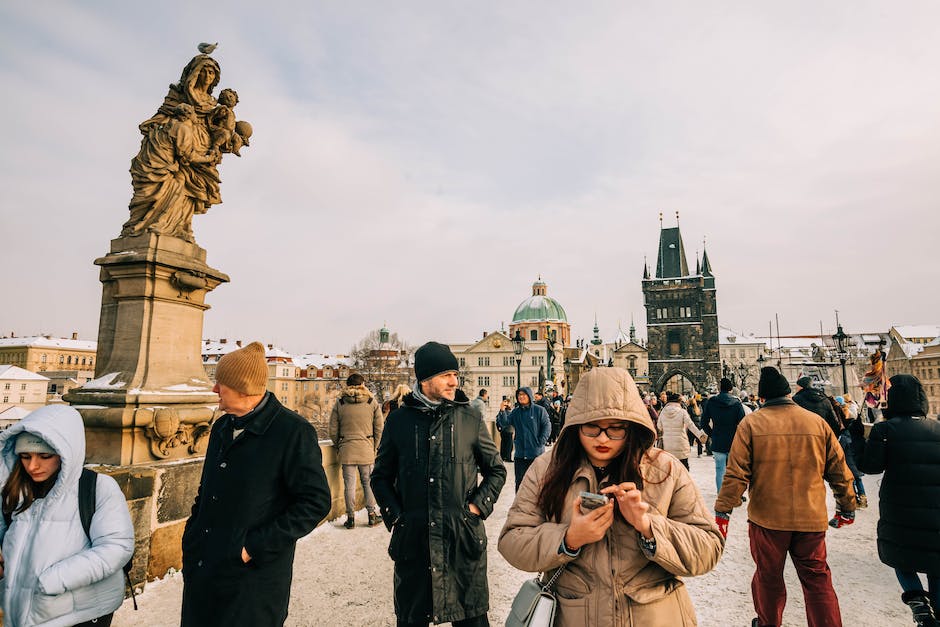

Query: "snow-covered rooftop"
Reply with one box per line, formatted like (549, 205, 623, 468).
(892, 325, 940, 341)
(0, 365, 50, 381)
(0, 336, 97, 351)
(201, 340, 295, 362)
(0, 406, 32, 421)
(294, 353, 353, 370)
(719, 326, 767, 346)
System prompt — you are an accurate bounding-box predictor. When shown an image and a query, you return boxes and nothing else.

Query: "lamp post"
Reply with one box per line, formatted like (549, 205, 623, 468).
(831, 311, 849, 395)
(563, 357, 571, 392)
(512, 330, 525, 392)
(545, 325, 557, 393)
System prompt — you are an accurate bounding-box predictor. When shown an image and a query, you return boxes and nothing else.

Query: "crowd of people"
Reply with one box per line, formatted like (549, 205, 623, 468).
(0, 339, 937, 627)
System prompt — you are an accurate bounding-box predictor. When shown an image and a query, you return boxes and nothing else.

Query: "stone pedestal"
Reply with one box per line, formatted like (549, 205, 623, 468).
(66, 232, 229, 465)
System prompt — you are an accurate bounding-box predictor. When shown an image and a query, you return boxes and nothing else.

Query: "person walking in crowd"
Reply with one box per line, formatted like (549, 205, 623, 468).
(498, 368, 723, 626)
(181, 341, 332, 627)
(658, 391, 707, 470)
(715, 367, 856, 627)
(329, 372, 384, 529)
(858, 375, 940, 627)
(384, 383, 412, 416)
(0, 406, 134, 627)
(687, 393, 705, 456)
(793, 375, 842, 434)
(469, 388, 489, 420)
(497, 387, 550, 492)
(496, 396, 514, 462)
(371, 341, 506, 627)
(700, 377, 747, 491)
(831, 397, 867, 510)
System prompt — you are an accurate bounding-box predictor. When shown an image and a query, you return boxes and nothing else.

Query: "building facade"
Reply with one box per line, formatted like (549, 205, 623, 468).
(0, 334, 97, 373)
(642, 224, 720, 393)
(0, 365, 49, 412)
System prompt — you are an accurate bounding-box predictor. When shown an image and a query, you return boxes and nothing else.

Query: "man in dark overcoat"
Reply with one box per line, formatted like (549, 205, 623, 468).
(181, 341, 332, 626)
(372, 341, 507, 626)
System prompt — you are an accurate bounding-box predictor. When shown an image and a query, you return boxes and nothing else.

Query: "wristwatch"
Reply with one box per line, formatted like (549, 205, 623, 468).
(637, 532, 657, 556)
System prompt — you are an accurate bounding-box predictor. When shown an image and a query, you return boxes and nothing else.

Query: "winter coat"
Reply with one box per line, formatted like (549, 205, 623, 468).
(715, 398, 856, 532)
(657, 403, 705, 460)
(371, 389, 507, 624)
(499, 368, 723, 627)
(469, 396, 487, 420)
(858, 375, 940, 575)
(793, 386, 841, 434)
(699, 392, 746, 454)
(0, 405, 134, 627)
(496, 388, 551, 459)
(328, 384, 384, 465)
(181, 393, 332, 627)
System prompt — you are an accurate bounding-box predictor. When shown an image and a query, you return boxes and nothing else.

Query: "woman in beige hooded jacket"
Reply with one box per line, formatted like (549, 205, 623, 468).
(498, 368, 723, 626)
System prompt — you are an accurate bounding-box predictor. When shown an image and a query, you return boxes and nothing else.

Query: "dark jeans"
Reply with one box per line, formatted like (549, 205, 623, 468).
(398, 616, 489, 627)
(678, 458, 690, 470)
(896, 569, 940, 608)
(749, 522, 842, 627)
(687, 430, 703, 455)
(74, 615, 114, 627)
(514, 458, 535, 492)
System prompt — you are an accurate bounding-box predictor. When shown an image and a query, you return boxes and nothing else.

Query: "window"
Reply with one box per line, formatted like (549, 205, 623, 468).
(281, 382, 288, 391)
(477, 356, 490, 367)
(477, 376, 490, 386)
(530, 329, 538, 341)
(40, 354, 47, 363)
(50, 384, 57, 394)
(59, 355, 64, 364)
(3, 383, 8, 391)
(531, 356, 538, 366)
(503, 356, 512, 366)
(89, 358, 93, 366)
(459, 357, 466, 367)
(18, 396, 24, 403)
(67, 356, 72, 365)
(503, 376, 515, 387)
(2, 396, 7, 403)
(20, 384, 26, 391)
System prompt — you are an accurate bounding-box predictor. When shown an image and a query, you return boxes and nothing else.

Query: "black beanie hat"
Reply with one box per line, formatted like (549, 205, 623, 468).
(796, 376, 814, 390)
(885, 374, 928, 418)
(414, 341, 460, 382)
(720, 377, 734, 392)
(758, 367, 790, 399)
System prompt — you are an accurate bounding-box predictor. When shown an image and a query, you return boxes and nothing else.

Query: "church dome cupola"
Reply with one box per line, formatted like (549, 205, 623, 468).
(512, 278, 568, 323)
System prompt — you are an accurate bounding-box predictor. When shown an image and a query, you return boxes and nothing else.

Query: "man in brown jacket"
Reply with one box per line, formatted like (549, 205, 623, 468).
(329, 373, 384, 529)
(715, 367, 856, 627)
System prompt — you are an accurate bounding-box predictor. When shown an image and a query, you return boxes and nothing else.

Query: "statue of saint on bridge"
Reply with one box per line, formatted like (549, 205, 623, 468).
(122, 45, 252, 242)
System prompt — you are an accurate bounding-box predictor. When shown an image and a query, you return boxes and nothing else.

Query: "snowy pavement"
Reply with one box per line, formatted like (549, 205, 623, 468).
(113, 455, 911, 626)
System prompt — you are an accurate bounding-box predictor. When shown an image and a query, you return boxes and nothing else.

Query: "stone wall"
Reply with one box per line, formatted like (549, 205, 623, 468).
(97, 422, 503, 587)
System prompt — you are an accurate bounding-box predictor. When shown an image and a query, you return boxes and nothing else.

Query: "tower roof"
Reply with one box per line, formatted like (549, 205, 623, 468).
(512, 280, 568, 323)
(656, 226, 690, 278)
(701, 248, 713, 276)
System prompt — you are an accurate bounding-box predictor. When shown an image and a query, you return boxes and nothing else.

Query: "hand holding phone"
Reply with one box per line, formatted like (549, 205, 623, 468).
(564, 492, 614, 551)
(578, 491, 610, 513)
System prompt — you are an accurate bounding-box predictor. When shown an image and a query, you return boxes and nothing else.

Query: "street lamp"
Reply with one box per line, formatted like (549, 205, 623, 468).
(545, 325, 557, 393)
(831, 312, 849, 395)
(563, 357, 571, 392)
(512, 330, 526, 391)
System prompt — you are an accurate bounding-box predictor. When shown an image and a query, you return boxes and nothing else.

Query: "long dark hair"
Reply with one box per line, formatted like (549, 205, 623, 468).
(538, 422, 657, 522)
(2, 460, 44, 519)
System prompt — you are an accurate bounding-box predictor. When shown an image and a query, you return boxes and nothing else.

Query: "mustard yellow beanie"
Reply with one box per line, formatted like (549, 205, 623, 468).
(215, 341, 268, 395)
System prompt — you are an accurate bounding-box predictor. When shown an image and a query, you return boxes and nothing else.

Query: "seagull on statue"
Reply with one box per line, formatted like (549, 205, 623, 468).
(198, 42, 218, 54)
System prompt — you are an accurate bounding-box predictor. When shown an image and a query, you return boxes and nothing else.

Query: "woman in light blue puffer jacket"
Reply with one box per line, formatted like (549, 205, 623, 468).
(0, 405, 134, 627)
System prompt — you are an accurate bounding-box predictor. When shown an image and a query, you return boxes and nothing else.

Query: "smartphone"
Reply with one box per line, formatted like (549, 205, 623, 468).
(579, 491, 609, 512)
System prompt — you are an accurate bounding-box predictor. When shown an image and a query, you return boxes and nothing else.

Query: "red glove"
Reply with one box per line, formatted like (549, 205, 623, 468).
(828, 511, 855, 528)
(715, 512, 730, 539)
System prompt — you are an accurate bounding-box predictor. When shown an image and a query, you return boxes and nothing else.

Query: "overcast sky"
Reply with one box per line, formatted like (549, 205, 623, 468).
(2, 2, 939, 354)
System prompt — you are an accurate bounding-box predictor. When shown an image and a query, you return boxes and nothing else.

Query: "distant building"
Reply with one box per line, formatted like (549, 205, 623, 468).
(0, 333, 97, 373)
(718, 327, 768, 394)
(508, 279, 571, 349)
(642, 221, 720, 393)
(0, 365, 49, 414)
(885, 325, 940, 416)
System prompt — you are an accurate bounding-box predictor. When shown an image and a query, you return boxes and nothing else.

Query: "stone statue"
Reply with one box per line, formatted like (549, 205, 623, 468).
(122, 45, 251, 242)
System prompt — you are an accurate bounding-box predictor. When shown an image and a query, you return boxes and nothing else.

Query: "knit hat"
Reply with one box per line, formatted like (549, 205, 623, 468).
(215, 341, 268, 395)
(15, 432, 56, 456)
(414, 341, 459, 382)
(796, 376, 814, 390)
(885, 374, 928, 418)
(758, 367, 791, 399)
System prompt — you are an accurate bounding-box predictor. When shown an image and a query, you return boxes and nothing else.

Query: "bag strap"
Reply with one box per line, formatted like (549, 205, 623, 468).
(540, 565, 566, 593)
(78, 468, 98, 540)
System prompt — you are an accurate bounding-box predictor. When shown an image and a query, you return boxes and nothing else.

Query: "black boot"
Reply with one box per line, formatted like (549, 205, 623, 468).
(343, 515, 355, 529)
(902, 591, 940, 627)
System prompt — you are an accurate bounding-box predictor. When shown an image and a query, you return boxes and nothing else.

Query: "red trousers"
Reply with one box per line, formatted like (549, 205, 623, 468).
(748, 522, 842, 627)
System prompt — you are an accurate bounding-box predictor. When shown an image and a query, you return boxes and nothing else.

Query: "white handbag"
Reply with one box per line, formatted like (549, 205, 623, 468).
(505, 566, 566, 627)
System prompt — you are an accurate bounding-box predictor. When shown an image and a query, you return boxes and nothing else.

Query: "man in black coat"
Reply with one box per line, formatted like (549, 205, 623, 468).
(700, 377, 747, 492)
(793, 376, 842, 434)
(181, 342, 332, 627)
(859, 374, 940, 625)
(372, 341, 507, 626)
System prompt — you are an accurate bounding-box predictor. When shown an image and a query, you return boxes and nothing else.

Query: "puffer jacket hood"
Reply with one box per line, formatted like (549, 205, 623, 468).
(340, 384, 373, 404)
(0, 405, 85, 497)
(885, 374, 928, 418)
(562, 368, 655, 440)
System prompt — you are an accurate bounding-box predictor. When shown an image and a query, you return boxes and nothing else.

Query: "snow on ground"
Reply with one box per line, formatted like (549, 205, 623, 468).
(113, 455, 911, 626)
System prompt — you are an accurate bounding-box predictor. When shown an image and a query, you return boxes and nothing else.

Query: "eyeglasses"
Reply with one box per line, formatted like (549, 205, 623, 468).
(579, 423, 628, 440)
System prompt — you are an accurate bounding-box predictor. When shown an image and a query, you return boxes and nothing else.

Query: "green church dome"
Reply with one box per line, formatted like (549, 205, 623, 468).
(512, 280, 568, 323)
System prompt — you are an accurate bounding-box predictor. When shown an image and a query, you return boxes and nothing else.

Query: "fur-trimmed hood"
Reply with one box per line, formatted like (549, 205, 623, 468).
(340, 384, 374, 404)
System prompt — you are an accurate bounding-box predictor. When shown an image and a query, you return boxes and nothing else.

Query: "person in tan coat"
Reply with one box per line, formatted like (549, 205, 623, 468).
(329, 373, 384, 528)
(715, 366, 856, 627)
(498, 368, 723, 626)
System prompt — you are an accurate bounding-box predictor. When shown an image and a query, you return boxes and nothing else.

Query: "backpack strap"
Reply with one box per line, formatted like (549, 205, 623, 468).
(78, 468, 98, 541)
